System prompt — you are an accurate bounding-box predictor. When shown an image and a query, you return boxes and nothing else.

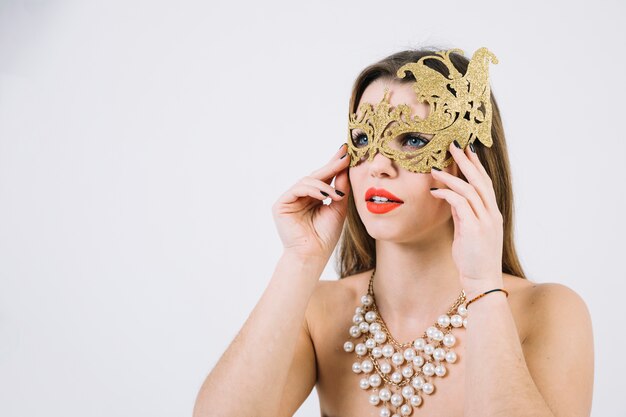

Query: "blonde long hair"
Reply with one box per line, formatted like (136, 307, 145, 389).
(334, 48, 526, 281)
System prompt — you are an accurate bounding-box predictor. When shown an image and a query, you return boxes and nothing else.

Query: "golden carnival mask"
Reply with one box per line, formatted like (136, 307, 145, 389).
(347, 47, 498, 173)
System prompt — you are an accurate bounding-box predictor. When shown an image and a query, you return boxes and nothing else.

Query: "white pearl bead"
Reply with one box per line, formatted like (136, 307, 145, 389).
(391, 371, 403, 383)
(365, 311, 377, 323)
(402, 365, 414, 378)
(400, 404, 412, 416)
(359, 321, 370, 333)
(433, 330, 444, 341)
(458, 304, 468, 316)
(365, 338, 376, 349)
(423, 344, 435, 355)
(353, 314, 364, 324)
(380, 407, 392, 417)
(369, 373, 382, 387)
(361, 294, 373, 306)
(450, 314, 463, 327)
(433, 348, 446, 361)
(463, 318, 468, 328)
(369, 393, 380, 405)
(410, 394, 422, 407)
(361, 359, 374, 373)
(412, 355, 425, 367)
(403, 348, 416, 361)
(437, 314, 451, 328)
(401, 385, 414, 399)
(445, 350, 457, 363)
(372, 346, 383, 358)
(411, 376, 425, 389)
(379, 387, 392, 401)
(349, 326, 361, 338)
(370, 322, 382, 333)
(422, 362, 435, 376)
(374, 331, 387, 344)
(352, 362, 361, 373)
(379, 361, 392, 374)
(390, 393, 403, 406)
(392, 352, 404, 366)
(426, 326, 438, 339)
(422, 382, 434, 395)
(435, 364, 447, 377)
(443, 333, 456, 347)
(413, 338, 426, 351)
(344, 341, 354, 352)
(382, 344, 395, 357)
(359, 377, 370, 389)
(355, 306, 364, 315)
(355, 343, 367, 356)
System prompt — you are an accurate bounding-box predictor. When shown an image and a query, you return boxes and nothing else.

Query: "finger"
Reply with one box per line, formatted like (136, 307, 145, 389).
(301, 176, 347, 201)
(431, 167, 488, 220)
(449, 141, 497, 214)
(465, 142, 497, 201)
(430, 187, 478, 224)
(327, 165, 351, 214)
(309, 145, 351, 184)
(464, 143, 500, 218)
(276, 182, 334, 206)
(467, 141, 491, 178)
(332, 163, 351, 199)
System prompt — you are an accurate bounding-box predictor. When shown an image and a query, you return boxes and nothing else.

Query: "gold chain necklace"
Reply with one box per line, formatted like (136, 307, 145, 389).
(344, 269, 468, 416)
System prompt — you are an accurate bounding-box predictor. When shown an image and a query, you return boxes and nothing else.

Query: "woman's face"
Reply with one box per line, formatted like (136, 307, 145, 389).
(348, 78, 458, 243)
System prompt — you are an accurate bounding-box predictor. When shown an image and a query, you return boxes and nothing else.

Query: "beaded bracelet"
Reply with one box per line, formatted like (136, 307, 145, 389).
(466, 288, 509, 308)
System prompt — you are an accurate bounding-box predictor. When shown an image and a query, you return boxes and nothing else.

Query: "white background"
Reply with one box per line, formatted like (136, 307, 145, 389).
(1, 0, 624, 416)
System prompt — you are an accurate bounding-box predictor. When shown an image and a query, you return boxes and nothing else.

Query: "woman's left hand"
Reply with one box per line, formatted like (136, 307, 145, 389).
(429, 140, 505, 298)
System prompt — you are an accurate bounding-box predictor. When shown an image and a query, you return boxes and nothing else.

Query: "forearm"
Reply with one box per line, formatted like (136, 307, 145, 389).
(193, 252, 326, 417)
(463, 286, 554, 417)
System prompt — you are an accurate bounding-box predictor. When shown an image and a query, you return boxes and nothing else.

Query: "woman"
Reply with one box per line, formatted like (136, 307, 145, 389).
(193, 47, 594, 417)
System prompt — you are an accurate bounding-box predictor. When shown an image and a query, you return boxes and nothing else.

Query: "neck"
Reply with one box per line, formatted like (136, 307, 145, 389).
(371, 219, 464, 326)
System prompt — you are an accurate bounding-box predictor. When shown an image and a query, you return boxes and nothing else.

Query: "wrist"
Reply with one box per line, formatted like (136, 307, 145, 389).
(461, 276, 505, 301)
(465, 288, 509, 309)
(280, 250, 329, 268)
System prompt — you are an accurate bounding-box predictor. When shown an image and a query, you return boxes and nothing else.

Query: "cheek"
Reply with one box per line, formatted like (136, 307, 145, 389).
(348, 166, 365, 189)
(402, 178, 448, 210)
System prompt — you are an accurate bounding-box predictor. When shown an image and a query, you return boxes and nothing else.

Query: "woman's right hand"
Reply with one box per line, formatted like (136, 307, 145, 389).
(272, 143, 352, 260)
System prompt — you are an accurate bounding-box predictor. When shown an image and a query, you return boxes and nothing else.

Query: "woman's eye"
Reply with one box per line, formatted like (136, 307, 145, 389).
(351, 132, 369, 147)
(400, 134, 429, 149)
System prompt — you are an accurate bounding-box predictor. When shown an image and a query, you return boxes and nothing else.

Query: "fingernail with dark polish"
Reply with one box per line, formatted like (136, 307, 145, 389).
(320, 191, 329, 197)
(453, 139, 462, 149)
(431, 166, 442, 171)
(430, 187, 439, 191)
(339, 142, 346, 150)
(335, 190, 345, 196)
(469, 142, 476, 153)
(340, 153, 347, 159)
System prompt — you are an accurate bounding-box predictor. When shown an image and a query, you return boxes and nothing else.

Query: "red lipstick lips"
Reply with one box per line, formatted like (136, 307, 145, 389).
(365, 187, 404, 214)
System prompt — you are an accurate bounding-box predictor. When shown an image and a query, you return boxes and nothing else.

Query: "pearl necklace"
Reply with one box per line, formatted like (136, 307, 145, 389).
(343, 270, 468, 416)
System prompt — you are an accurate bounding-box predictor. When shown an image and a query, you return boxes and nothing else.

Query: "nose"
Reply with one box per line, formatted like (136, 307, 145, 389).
(365, 147, 398, 177)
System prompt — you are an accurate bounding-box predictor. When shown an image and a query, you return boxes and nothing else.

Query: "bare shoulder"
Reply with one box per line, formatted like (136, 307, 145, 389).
(305, 271, 370, 339)
(528, 281, 590, 308)
(523, 281, 593, 342)
(519, 281, 594, 417)
(503, 272, 590, 311)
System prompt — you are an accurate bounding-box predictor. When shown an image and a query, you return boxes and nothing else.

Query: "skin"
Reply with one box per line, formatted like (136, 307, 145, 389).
(194, 77, 594, 417)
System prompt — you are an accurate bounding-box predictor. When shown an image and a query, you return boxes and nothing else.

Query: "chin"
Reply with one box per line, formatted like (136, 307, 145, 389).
(363, 220, 414, 241)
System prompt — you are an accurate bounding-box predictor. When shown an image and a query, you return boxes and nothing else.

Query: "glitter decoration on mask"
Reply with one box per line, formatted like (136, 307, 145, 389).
(347, 47, 498, 173)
